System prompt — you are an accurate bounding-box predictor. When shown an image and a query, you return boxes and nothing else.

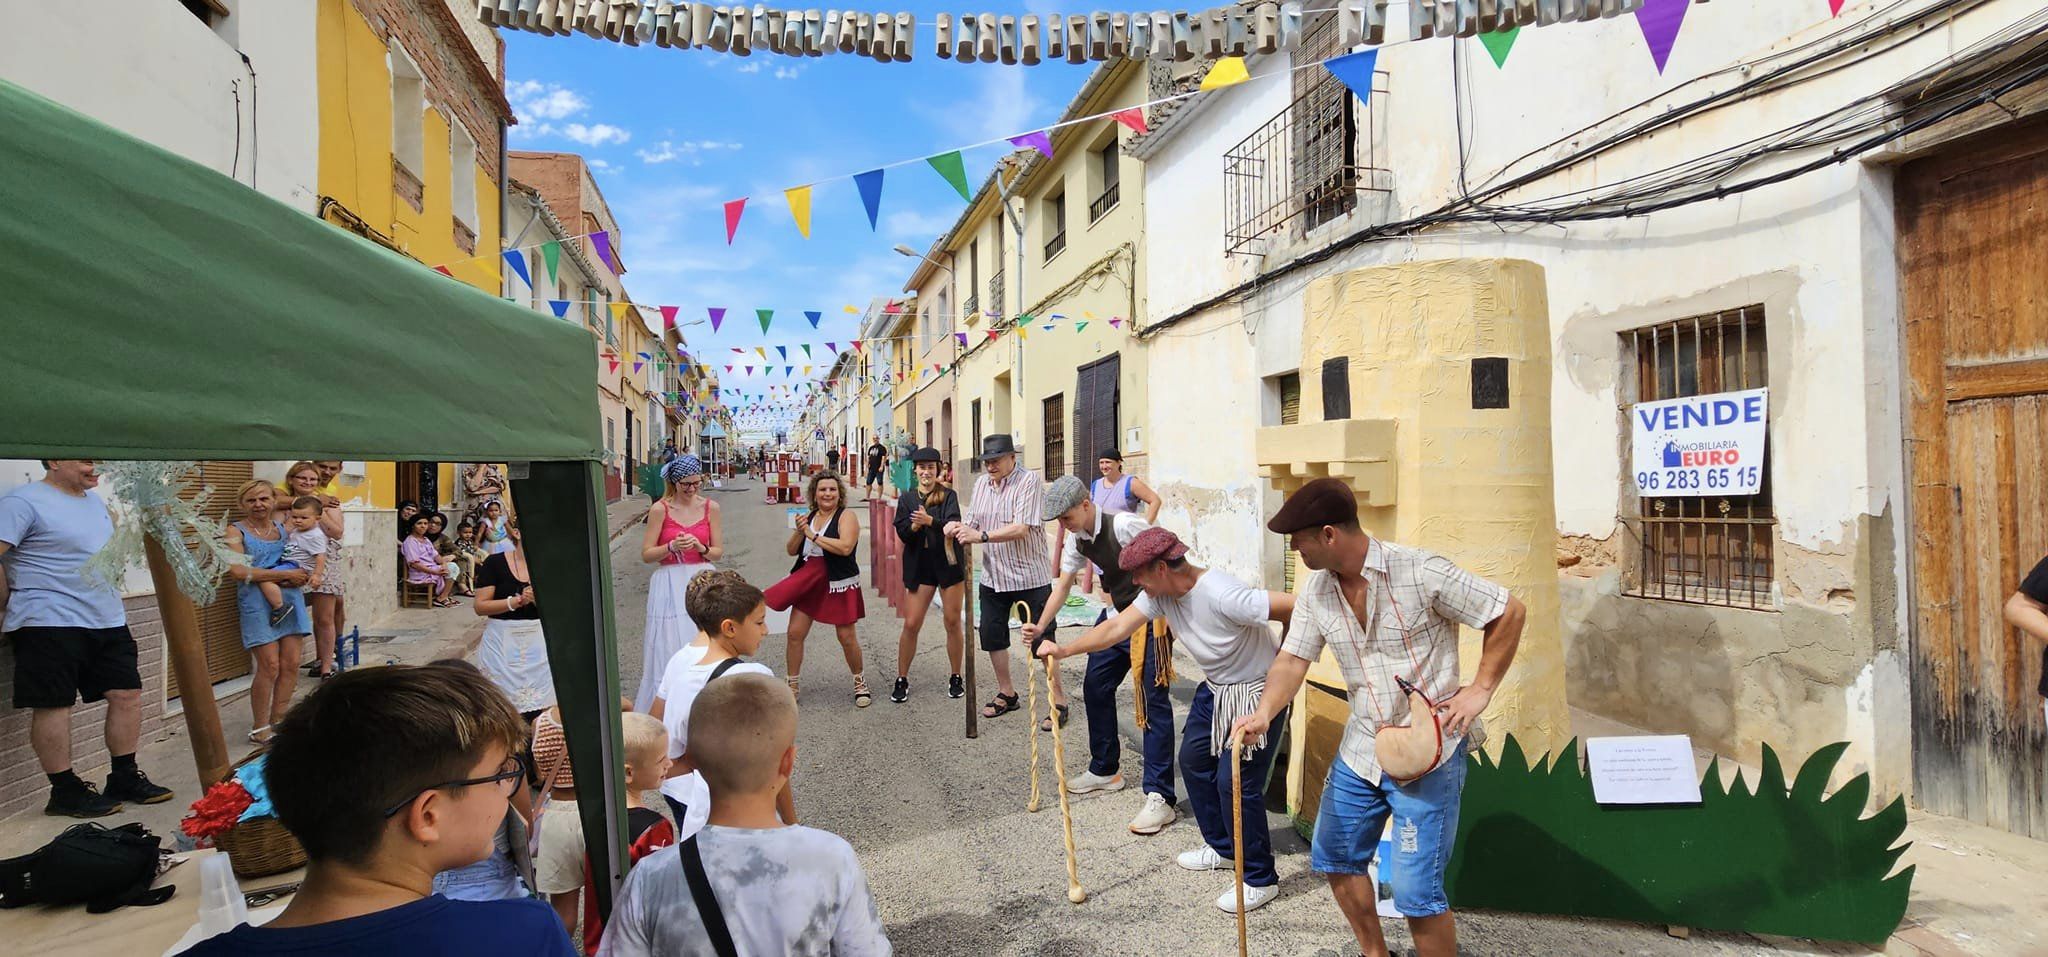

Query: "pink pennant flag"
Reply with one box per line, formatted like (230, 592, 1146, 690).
(659, 305, 679, 332)
(723, 199, 747, 244)
(1007, 131, 1054, 159)
(1109, 318, 1123, 328)
(1109, 108, 1149, 135)
(608, 356, 620, 373)
(1829, 0, 1846, 12)
(725, 365, 734, 373)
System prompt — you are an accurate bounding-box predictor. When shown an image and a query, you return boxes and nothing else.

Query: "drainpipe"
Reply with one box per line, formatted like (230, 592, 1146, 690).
(498, 117, 510, 297)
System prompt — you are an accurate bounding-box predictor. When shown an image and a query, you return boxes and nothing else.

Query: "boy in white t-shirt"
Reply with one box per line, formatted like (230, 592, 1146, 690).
(648, 570, 796, 839)
(600, 673, 890, 957)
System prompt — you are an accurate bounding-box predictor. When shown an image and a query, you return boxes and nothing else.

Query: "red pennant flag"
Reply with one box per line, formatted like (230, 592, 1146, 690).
(1829, 0, 1845, 12)
(723, 199, 747, 244)
(851, 340, 865, 352)
(433, 265, 454, 277)
(1110, 108, 1149, 135)
(987, 330, 1002, 341)
(660, 305, 679, 332)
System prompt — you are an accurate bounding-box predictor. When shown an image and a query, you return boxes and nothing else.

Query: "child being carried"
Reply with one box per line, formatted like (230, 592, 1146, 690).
(258, 496, 329, 627)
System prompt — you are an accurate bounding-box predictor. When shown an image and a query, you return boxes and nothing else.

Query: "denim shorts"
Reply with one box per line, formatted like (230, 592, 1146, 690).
(1310, 740, 1469, 917)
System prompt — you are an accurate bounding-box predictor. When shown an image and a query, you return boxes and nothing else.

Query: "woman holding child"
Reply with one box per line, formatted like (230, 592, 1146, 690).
(471, 517, 555, 718)
(224, 480, 313, 744)
(764, 471, 869, 707)
(889, 447, 966, 704)
(635, 454, 723, 713)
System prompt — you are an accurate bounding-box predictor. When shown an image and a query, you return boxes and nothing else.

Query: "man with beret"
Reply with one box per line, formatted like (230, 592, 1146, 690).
(1232, 477, 1525, 957)
(1023, 475, 1178, 836)
(1040, 526, 1294, 914)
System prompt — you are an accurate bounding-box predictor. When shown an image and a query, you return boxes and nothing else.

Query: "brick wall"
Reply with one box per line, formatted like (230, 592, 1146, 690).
(351, 0, 510, 176)
(0, 594, 170, 819)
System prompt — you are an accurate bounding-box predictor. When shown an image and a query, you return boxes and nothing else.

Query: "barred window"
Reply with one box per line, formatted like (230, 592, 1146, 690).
(1042, 394, 1066, 481)
(1626, 307, 1774, 609)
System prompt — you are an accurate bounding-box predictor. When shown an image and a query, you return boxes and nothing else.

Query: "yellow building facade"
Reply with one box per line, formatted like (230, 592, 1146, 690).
(316, 0, 511, 510)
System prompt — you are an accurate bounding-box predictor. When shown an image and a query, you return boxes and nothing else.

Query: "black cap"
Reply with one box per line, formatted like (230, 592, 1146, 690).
(1267, 478, 1359, 534)
(1098, 448, 1122, 462)
(910, 446, 943, 464)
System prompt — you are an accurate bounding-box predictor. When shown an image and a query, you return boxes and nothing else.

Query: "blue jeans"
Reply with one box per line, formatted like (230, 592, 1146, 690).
(1310, 740, 1470, 917)
(1081, 620, 1176, 802)
(1182, 683, 1286, 887)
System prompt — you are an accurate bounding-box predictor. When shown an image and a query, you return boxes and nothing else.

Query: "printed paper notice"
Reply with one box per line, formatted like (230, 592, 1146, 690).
(1585, 735, 1703, 805)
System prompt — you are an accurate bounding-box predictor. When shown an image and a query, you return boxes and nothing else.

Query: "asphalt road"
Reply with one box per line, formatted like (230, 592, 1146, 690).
(611, 487, 1845, 956)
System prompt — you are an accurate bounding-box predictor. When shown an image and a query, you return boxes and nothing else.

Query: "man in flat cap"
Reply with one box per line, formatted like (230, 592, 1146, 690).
(1023, 475, 1178, 837)
(944, 434, 1058, 722)
(1039, 526, 1295, 915)
(1232, 477, 1525, 957)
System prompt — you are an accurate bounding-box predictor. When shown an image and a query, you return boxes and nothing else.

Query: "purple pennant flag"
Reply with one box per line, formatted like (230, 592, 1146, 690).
(955, 332, 969, 347)
(590, 231, 618, 273)
(1109, 318, 1123, 328)
(1007, 131, 1054, 159)
(745, 366, 753, 375)
(708, 307, 726, 332)
(548, 300, 571, 318)
(1635, 0, 1691, 74)
(826, 342, 837, 352)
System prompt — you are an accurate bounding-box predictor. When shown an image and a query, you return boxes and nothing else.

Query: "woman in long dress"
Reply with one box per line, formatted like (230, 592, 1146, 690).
(471, 517, 554, 718)
(635, 455, 722, 712)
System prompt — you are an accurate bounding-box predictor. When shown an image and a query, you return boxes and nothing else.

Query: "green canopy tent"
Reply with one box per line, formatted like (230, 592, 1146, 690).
(0, 79, 632, 915)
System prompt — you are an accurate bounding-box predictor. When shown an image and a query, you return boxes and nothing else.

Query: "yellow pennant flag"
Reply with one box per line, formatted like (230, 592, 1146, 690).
(1015, 325, 1029, 340)
(609, 301, 631, 324)
(756, 347, 768, 361)
(844, 304, 860, 314)
(785, 185, 813, 239)
(1199, 56, 1250, 91)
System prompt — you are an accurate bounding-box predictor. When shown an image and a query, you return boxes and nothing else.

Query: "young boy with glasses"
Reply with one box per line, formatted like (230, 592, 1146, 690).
(183, 663, 576, 956)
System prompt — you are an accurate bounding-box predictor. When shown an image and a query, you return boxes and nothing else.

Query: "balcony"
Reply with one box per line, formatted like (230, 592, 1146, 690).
(1043, 229, 1067, 261)
(1222, 69, 1389, 257)
(1089, 182, 1120, 222)
(963, 292, 979, 323)
(988, 270, 1005, 321)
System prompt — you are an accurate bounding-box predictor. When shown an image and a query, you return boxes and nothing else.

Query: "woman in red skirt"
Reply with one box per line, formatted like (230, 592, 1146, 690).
(763, 471, 869, 706)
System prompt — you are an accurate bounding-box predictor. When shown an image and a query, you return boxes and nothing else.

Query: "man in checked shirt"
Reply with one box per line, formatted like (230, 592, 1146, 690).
(1232, 478, 1526, 957)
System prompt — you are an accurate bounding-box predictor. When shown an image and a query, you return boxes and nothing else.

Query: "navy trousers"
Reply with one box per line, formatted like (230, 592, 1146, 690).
(1081, 620, 1177, 802)
(1181, 683, 1286, 887)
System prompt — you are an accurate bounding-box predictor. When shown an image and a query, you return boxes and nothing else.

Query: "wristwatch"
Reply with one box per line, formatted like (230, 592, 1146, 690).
(981, 530, 990, 544)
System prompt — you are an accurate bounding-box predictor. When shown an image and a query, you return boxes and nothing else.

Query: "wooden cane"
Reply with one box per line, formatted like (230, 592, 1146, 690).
(963, 544, 978, 740)
(1020, 601, 1043, 813)
(1230, 734, 1248, 955)
(1046, 654, 1086, 904)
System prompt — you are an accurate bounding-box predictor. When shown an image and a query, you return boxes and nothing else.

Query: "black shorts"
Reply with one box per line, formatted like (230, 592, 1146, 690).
(978, 584, 1055, 653)
(8, 625, 142, 709)
(865, 468, 884, 487)
(905, 551, 966, 590)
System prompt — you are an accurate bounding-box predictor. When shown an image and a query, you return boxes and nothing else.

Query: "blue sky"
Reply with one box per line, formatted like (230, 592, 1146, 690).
(500, 9, 1095, 431)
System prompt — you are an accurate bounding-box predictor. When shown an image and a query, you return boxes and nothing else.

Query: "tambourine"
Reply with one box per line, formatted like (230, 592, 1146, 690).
(1375, 675, 1446, 785)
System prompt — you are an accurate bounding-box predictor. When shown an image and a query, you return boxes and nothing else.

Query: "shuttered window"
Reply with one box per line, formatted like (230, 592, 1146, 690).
(1321, 357, 1351, 420)
(1073, 354, 1121, 476)
(1278, 371, 1301, 425)
(170, 461, 257, 697)
(1043, 394, 1066, 480)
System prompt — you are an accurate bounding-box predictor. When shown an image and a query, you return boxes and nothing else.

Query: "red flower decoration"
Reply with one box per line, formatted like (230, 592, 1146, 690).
(181, 779, 254, 841)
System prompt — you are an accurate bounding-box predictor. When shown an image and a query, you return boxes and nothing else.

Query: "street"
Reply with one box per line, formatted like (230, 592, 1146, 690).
(614, 486, 1839, 956)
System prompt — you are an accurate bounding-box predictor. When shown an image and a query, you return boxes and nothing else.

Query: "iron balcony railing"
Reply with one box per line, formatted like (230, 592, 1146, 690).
(963, 292, 979, 322)
(988, 269, 1005, 320)
(1223, 70, 1389, 257)
(1089, 182, 1120, 221)
(1044, 229, 1067, 261)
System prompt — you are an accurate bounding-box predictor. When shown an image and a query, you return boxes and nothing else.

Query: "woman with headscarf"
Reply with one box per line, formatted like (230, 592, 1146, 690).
(635, 454, 723, 712)
(395, 499, 420, 542)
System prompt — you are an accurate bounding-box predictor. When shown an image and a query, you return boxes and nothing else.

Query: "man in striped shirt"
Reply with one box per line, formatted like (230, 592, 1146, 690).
(945, 434, 1059, 722)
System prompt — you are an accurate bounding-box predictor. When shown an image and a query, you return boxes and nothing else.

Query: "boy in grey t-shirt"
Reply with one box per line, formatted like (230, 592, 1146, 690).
(600, 673, 890, 957)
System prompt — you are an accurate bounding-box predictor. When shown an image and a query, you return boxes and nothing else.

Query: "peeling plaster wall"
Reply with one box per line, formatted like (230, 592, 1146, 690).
(1143, 308, 1270, 585)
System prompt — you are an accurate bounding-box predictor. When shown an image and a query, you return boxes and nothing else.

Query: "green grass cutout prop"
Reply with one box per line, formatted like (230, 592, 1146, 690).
(1444, 736, 1912, 943)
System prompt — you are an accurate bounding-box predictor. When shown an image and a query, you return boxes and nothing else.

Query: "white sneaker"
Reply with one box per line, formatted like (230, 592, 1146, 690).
(1214, 882, 1281, 914)
(1176, 846, 1225, 871)
(1066, 771, 1125, 795)
(1128, 792, 1176, 834)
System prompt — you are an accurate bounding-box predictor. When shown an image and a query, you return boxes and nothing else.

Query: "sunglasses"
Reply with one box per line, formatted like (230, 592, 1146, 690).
(381, 753, 527, 818)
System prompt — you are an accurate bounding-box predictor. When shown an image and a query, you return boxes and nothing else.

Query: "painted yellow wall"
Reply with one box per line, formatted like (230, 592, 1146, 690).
(317, 0, 502, 509)
(1267, 258, 1572, 814)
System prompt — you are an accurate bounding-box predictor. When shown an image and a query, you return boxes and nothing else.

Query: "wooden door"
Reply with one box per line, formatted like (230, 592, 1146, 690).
(168, 461, 256, 698)
(1898, 117, 2048, 838)
(1073, 353, 1121, 476)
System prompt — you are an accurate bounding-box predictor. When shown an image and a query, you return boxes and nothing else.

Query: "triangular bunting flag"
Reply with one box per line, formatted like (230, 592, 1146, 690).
(1016, 326, 1029, 339)
(801, 344, 813, 359)
(433, 265, 454, 277)
(725, 365, 734, 373)
(1829, 0, 1846, 13)
(851, 340, 864, 352)
(844, 304, 860, 314)
(803, 366, 811, 375)
(785, 185, 813, 239)
(1008, 131, 1054, 159)
(932, 364, 943, 374)
(955, 332, 969, 347)
(1109, 318, 1123, 328)
(826, 342, 837, 353)
(805, 310, 821, 329)
(927, 151, 973, 201)
(1325, 49, 1381, 105)
(608, 355, 620, 373)
(784, 367, 794, 376)
(1110, 108, 1149, 135)
(548, 300, 571, 318)
(1635, 0, 1691, 74)
(724, 198, 746, 244)
(745, 366, 753, 375)
(591, 231, 617, 273)
(709, 307, 727, 332)
(756, 347, 768, 361)
(1075, 321, 1089, 332)
(777, 346, 788, 361)
(1200, 56, 1250, 91)
(609, 302, 632, 325)
(1478, 27, 1518, 68)
(659, 305, 679, 332)
(987, 330, 1001, 341)
(503, 250, 532, 288)
(633, 359, 645, 374)
(540, 240, 561, 284)
(757, 309, 773, 333)
(854, 169, 885, 230)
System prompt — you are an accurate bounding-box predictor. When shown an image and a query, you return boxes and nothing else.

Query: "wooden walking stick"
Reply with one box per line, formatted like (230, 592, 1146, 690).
(1230, 733, 1248, 956)
(963, 543, 978, 739)
(1022, 601, 1043, 813)
(1046, 654, 1085, 904)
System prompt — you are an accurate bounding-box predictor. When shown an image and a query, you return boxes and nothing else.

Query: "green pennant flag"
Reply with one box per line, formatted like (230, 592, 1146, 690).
(927, 151, 973, 202)
(801, 344, 812, 359)
(540, 240, 561, 285)
(1075, 321, 1089, 333)
(1480, 26, 1520, 68)
(758, 309, 773, 333)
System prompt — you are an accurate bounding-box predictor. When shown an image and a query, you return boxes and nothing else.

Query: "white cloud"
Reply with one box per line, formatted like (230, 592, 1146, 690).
(736, 61, 764, 74)
(885, 209, 957, 243)
(562, 123, 632, 146)
(587, 158, 620, 173)
(507, 81, 590, 124)
(773, 66, 801, 80)
(637, 140, 744, 164)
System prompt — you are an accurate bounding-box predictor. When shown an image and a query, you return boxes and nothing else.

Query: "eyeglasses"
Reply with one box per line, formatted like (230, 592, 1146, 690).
(678, 480, 703, 490)
(381, 753, 527, 818)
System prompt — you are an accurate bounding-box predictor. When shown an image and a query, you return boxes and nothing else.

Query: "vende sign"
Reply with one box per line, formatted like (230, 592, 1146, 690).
(1630, 388, 1768, 497)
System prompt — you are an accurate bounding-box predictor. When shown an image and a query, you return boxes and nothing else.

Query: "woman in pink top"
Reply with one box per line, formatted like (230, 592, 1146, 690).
(634, 455, 722, 712)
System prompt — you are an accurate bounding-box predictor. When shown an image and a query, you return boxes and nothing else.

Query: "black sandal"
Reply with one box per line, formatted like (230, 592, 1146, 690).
(981, 693, 1020, 718)
(1039, 704, 1069, 733)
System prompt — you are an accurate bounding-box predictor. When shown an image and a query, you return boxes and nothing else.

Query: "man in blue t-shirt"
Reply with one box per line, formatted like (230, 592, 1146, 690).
(0, 460, 172, 818)
(184, 663, 576, 957)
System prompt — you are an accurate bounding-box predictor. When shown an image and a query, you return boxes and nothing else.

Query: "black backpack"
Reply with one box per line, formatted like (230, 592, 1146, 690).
(0, 822, 176, 913)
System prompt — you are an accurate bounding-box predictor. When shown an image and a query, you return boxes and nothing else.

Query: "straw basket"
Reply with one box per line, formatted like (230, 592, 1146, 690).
(211, 753, 306, 878)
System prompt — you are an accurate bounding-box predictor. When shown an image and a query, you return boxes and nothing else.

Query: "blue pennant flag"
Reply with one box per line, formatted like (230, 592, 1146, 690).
(502, 250, 532, 289)
(854, 169, 885, 231)
(805, 310, 822, 328)
(1323, 49, 1379, 106)
(548, 300, 571, 318)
